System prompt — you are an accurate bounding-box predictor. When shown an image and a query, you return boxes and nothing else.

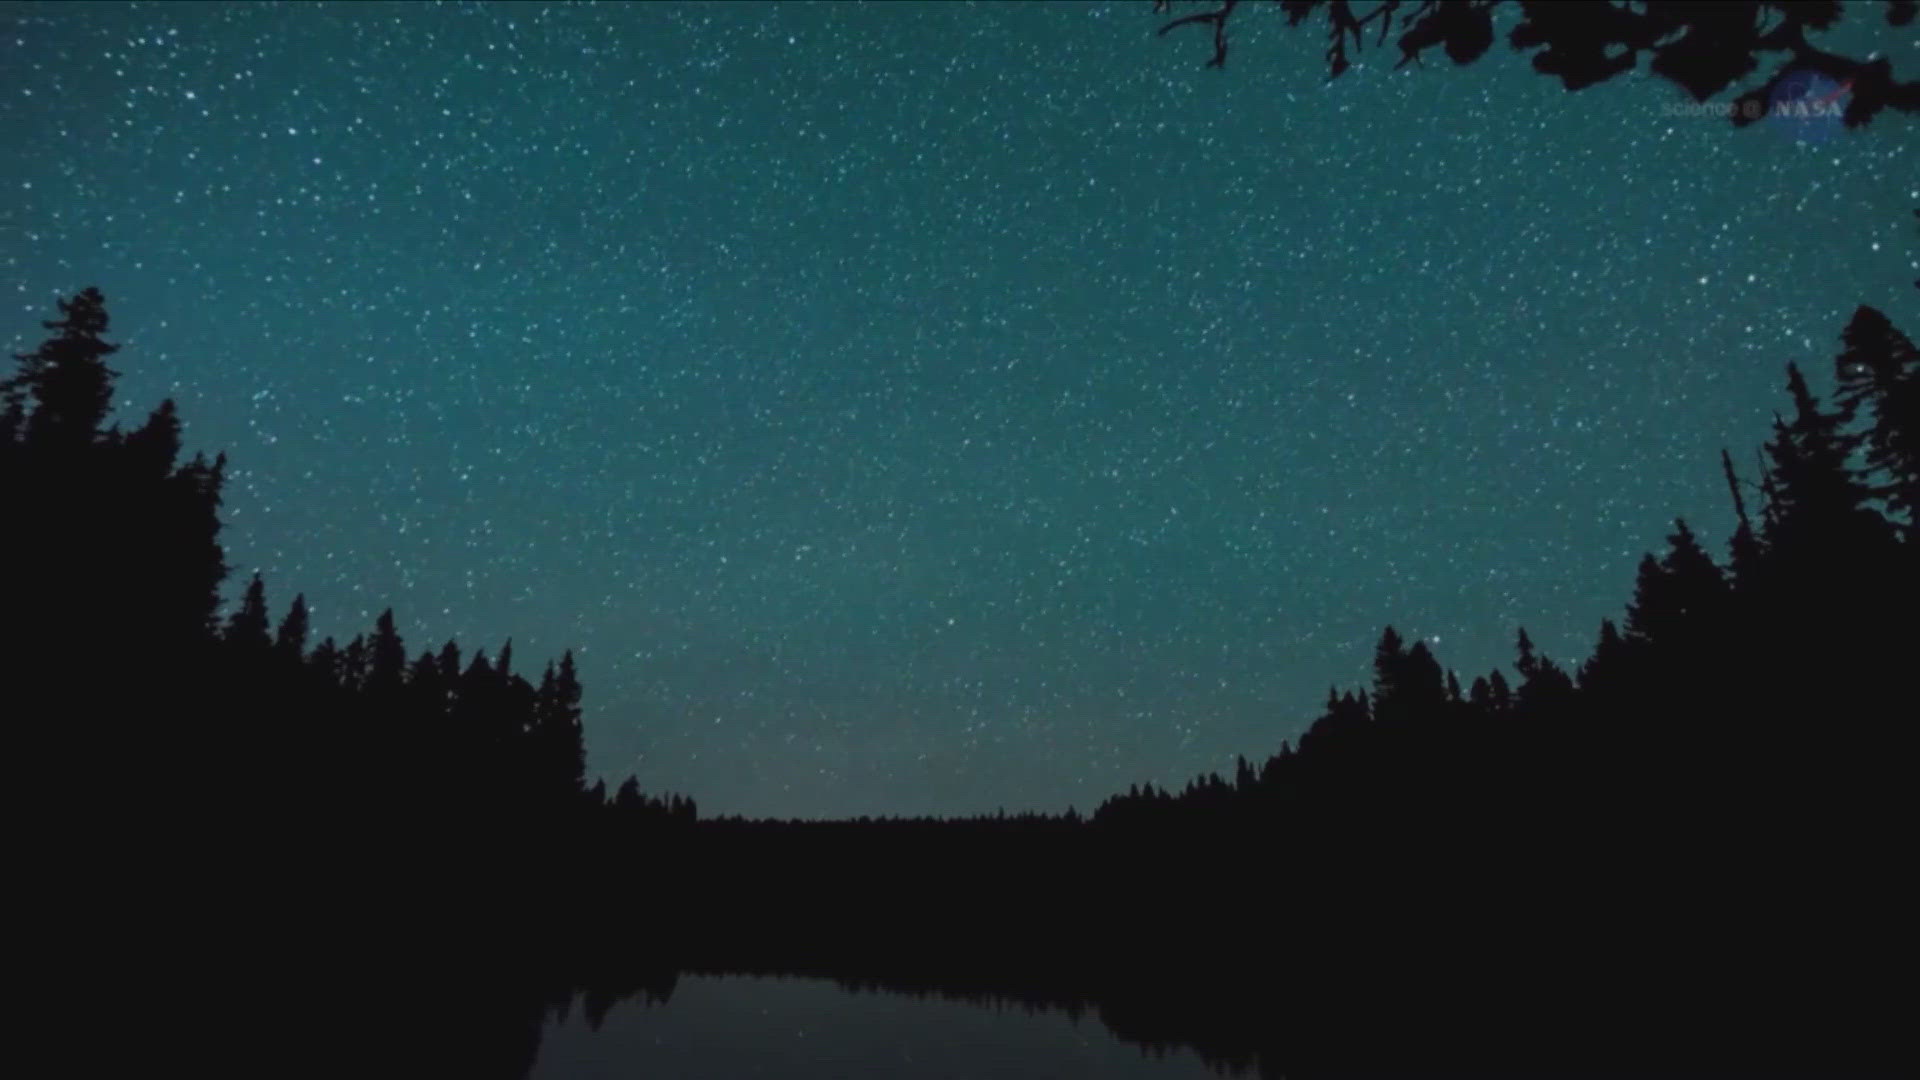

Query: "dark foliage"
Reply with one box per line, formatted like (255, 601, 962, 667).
(1153, 0, 1920, 131)
(579, 297, 1917, 1076)
(0, 290, 687, 1077)
(6, 282, 1914, 1077)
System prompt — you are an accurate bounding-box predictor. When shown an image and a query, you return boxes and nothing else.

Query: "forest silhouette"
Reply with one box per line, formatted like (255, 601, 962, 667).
(4, 261, 1913, 1074)
(8, 5, 1915, 1075)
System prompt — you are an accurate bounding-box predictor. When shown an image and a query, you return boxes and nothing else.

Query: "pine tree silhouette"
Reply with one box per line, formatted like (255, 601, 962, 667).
(1834, 305, 1920, 535)
(1720, 448, 1767, 589)
(1577, 617, 1630, 696)
(1512, 627, 1574, 714)
(1624, 519, 1728, 655)
(275, 594, 310, 664)
(368, 608, 408, 697)
(4, 287, 120, 452)
(1764, 363, 1889, 552)
(225, 573, 272, 653)
(340, 633, 369, 695)
(532, 650, 587, 803)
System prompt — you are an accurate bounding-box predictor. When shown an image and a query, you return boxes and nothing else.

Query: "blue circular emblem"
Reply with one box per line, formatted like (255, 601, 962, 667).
(1767, 68, 1851, 144)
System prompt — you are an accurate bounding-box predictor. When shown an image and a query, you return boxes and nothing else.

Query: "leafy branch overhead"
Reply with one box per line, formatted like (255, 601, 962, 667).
(1154, 0, 1920, 129)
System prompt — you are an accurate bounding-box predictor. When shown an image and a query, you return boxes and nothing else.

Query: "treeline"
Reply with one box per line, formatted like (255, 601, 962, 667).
(1091, 300, 1917, 841)
(0, 288, 695, 836)
(5, 285, 1914, 1076)
(0, 288, 691, 1078)
(619, 300, 1916, 1076)
(211, 571, 698, 843)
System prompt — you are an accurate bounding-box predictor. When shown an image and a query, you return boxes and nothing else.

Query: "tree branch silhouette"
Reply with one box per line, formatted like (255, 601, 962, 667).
(1154, 0, 1920, 129)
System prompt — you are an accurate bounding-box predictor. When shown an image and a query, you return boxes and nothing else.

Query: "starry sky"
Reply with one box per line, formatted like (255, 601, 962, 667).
(3, 2, 1913, 819)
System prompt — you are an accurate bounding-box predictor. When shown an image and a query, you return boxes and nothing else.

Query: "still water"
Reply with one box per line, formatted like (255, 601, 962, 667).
(532, 974, 1223, 1079)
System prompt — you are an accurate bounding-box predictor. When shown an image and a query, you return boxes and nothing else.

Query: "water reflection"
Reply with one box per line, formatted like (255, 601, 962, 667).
(533, 974, 1224, 1079)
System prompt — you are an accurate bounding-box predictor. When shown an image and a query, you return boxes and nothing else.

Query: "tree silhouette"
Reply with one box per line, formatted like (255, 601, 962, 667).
(1469, 667, 1512, 715)
(532, 650, 587, 804)
(340, 633, 369, 695)
(1511, 625, 1574, 713)
(1719, 447, 1767, 588)
(1576, 616, 1629, 693)
(3, 288, 228, 775)
(1762, 361, 1893, 559)
(407, 647, 448, 720)
(1624, 518, 1728, 651)
(121, 397, 181, 482)
(1834, 304, 1920, 535)
(275, 593, 310, 663)
(3, 286, 120, 451)
(368, 608, 408, 697)
(225, 573, 272, 653)
(8, 281, 1914, 1077)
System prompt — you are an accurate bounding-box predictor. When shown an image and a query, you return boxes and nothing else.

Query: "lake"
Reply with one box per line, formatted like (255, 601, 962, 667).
(532, 973, 1226, 1079)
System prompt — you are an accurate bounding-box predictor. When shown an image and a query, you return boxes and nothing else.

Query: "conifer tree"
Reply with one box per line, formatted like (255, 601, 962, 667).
(530, 654, 587, 807)
(308, 637, 341, 689)
(1513, 628, 1573, 714)
(367, 609, 407, 696)
(154, 448, 229, 640)
(1578, 618, 1630, 693)
(455, 648, 498, 741)
(1763, 363, 1888, 557)
(614, 776, 643, 816)
(436, 640, 462, 692)
(3, 289, 226, 666)
(1486, 669, 1511, 713)
(1625, 519, 1728, 650)
(225, 573, 272, 653)
(4, 286, 120, 452)
(1369, 626, 1410, 725)
(552, 650, 585, 792)
(275, 594, 310, 663)
(1468, 675, 1493, 712)
(407, 650, 446, 719)
(1400, 641, 1446, 713)
(340, 634, 369, 695)
(1514, 628, 1540, 681)
(123, 398, 182, 483)
(1720, 448, 1765, 588)
(1834, 305, 1920, 534)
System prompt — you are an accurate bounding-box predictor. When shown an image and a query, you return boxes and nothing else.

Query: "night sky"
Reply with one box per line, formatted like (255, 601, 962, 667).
(3, 2, 1913, 819)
